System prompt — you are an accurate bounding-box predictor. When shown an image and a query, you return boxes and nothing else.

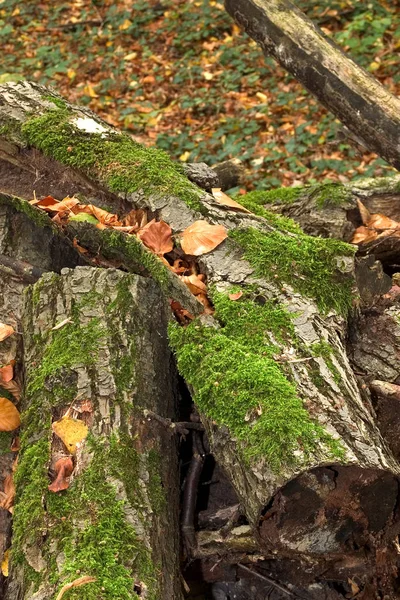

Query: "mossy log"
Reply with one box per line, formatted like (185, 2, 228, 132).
(1, 82, 400, 596)
(224, 0, 400, 171)
(5, 267, 182, 600)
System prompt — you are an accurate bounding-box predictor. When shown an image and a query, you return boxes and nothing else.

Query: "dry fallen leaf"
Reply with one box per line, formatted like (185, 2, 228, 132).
(0, 398, 20, 431)
(197, 293, 214, 315)
(368, 213, 400, 231)
(211, 188, 252, 213)
(29, 195, 59, 207)
(55, 576, 97, 600)
(138, 220, 174, 255)
(180, 273, 208, 296)
(121, 208, 148, 230)
(1, 549, 9, 577)
(80, 204, 120, 226)
(43, 197, 81, 213)
(356, 199, 371, 226)
(0, 363, 14, 383)
(48, 456, 74, 493)
(0, 323, 14, 342)
(169, 299, 195, 324)
(181, 220, 227, 256)
(0, 472, 15, 512)
(351, 226, 378, 245)
(52, 416, 88, 454)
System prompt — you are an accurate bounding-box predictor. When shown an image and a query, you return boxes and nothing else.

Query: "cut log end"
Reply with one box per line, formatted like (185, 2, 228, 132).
(259, 465, 398, 556)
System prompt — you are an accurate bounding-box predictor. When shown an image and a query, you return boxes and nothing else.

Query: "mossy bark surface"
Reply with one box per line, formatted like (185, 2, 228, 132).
(6, 267, 182, 600)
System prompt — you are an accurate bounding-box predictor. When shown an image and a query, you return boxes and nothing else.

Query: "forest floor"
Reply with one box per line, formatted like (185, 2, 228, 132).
(1, 0, 399, 191)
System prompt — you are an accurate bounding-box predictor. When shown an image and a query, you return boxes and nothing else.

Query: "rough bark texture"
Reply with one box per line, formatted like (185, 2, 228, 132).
(224, 0, 400, 170)
(0, 81, 400, 598)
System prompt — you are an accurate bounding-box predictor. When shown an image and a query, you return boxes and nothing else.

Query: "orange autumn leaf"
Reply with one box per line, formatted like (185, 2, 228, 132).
(181, 220, 227, 256)
(356, 199, 371, 226)
(211, 188, 252, 213)
(48, 456, 74, 493)
(180, 273, 207, 296)
(138, 220, 173, 255)
(169, 299, 195, 324)
(229, 291, 243, 301)
(0, 362, 14, 383)
(43, 197, 81, 213)
(351, 226, 378, 244)
(30, 195, 59, 207)
(0, 398, 20, 431)
(121, 209, 148, 230)
(0, 323, 14, 342)
(197, 293, 214, 315)
(367, 213, 400, 231)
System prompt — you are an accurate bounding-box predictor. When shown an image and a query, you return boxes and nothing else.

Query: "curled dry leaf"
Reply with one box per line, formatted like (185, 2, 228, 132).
(52, 416, 88, 454)
(138, 220, 173, 255)
(0, 398, 20, 431)
(0, 323, 14, 342)
(121, 208, 147, 230)
(0, 471, 15, 512)
(211, 188, 252, 213)
(356, 199, 371, 226)
(80, 204, 120, 226)
(169, 299, 195, 324)
(48, 456, 74, 493)
(43, 197, 81, 213)
(351, 226, 378, 245)
(55, 576, 97, 600)
(180, 273, 207, 296)
(368, 213, 400, 231)
(197, 293, 214, 315)
(181, 220, 227, 256)
(29, 195, 58, 207)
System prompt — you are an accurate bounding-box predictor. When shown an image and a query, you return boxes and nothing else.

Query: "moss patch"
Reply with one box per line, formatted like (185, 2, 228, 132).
(310, 182, 352, 208)
(169, 288, 344, 471)
(239, 186, 305, 206)
(0, 192, 52, 228)
(0, 431, 13, 455)
(230, 226, 355, 315)
(21, 109, 205, 213)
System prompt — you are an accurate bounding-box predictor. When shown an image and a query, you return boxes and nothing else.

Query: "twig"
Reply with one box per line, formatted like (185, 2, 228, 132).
(143, 409, 204, 437)
(237, 563, 296, 597)
(181, 431, 206, 559)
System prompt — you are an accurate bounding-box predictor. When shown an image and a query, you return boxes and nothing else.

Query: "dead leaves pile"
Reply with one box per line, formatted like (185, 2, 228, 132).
(31, 193, 232, 317)
(352, 199, 400, 244)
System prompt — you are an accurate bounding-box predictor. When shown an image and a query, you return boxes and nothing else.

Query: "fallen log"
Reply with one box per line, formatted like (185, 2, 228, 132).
(0, 81, 400, 596)
(224, 0, 400, 170)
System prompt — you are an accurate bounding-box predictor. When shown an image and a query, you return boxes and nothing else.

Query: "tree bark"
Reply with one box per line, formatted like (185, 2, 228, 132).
(224, 0, 400, 171)
(0, 81, 400, 597)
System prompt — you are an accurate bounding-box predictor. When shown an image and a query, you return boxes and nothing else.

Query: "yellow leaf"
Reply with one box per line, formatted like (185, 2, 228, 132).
(179, 151, 191, 162)
(67, 69, 76, 80)
(119, 18, 132, 30)
(83, 82, 98, 98)
(52, 416, 88, 454)
(1, 549, 9, 576)
(202, 71, 214, 80)
(256, 92, 268, 103)
(123, 52, 137, 61)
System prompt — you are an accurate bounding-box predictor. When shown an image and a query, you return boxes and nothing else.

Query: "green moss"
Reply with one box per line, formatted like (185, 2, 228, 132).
(42, 95, 68, 109)
(27, 317, 106, 396)
(310, 182, 352, 208)
(240, 186, 305, 206)
(311, 340, 342, 386)
(230, 226, 355, 315)
(0, 192, 52, 228)
(169, 288, 344, 471)
(21, 109, 205, 213)
(0, 431, 13, 455)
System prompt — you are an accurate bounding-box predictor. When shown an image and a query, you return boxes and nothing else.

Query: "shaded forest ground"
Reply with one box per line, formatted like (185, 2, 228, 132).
(1, 0, 400, 190)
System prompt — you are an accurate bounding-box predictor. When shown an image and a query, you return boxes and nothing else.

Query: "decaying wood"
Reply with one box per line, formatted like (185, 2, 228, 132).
(224, 0, 400, 170)
(0, 81, 400, 597)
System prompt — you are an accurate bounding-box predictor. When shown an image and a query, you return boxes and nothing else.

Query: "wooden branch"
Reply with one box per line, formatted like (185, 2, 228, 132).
(224, 0, 400, 170)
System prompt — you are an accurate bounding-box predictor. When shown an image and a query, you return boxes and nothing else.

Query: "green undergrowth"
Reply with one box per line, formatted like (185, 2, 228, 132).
(0, 431, 13, 455)
(230, 227, 356, 315)
(169, 288, 344, 471)
(240, 186, 305, 206)
(21, 108, 205, 213)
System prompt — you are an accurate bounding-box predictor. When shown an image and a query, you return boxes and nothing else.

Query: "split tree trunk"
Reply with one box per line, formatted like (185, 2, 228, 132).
(224, 0, 400, 170)
(0, 81, 400, 598)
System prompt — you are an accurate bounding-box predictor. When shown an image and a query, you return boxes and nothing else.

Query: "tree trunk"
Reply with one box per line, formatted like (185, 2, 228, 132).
(0, 81, 400, 598)
(224, 0, 400, 171)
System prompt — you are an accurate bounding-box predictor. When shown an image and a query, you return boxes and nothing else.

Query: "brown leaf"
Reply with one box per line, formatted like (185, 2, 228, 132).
(169, 299, 195, 324)
(356, 199, 371, 226)
(0, 472, 15, 512)
(73, 398, 93, 413)
(0, 323, 14, 342)
(73, 238, 89, 254)
(30, 195, 58, 207)
(55, 575, 97, 600)
(229, 291, 243, 301)
(48, 457, 74, 493)
(351, 226, 378, 245)
(197, 293, 214, 315)
(121, 209, 148, 230)
(180, 274, 208, 296)
(181, 220, 227, 256)
(138, 220, 173, 255)
(0, 398, 20, 431)
(367, 213, 400, 231)
(0, 363, 14, 383)
(211, 188, 252, 213)
(43, 197, 81, 213)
